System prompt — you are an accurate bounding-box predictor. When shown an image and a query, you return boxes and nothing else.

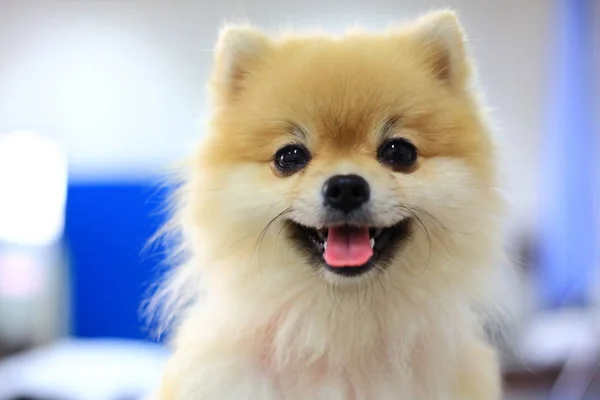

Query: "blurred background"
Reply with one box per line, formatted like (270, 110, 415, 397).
(0, 0, 597, 399)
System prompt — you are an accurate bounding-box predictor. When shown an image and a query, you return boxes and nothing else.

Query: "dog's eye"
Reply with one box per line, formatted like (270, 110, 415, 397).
(377, 138, 417, 171)
(274, 145, 310, 173)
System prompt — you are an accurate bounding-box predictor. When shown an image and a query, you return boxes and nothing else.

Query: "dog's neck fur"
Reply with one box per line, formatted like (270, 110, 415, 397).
(167, 267, 480, 399)
(174, 257, 479, 372)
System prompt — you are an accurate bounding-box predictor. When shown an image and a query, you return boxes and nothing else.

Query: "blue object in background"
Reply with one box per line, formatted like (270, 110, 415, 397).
(538, 0, 596, 308)
(64, 182, 170, 339)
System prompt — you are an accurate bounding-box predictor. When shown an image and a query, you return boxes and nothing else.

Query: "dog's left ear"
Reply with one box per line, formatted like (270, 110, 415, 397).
(211, 25, 270, 103)
(408, 10, 471, 89)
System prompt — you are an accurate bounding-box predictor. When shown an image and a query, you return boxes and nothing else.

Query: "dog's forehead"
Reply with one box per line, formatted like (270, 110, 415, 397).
(255, 54, 418, 151)
(277, 87, 398, 152)
(305, 111, 383, 153)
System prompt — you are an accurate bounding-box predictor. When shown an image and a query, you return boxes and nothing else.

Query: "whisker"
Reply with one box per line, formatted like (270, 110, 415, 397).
(399, 206, 432, 277)
(367, 279, 376, 314)
(357, 281, 369, 312)
(399, 205, 469, 275)
(391, 203, 475, 236)
(254, 207, 293, 276)
(328, 283, 346, 316)
(376, 272, 388, 318)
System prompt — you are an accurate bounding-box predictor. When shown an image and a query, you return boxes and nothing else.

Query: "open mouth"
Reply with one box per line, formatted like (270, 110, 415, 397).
(287, 219, 413, 278)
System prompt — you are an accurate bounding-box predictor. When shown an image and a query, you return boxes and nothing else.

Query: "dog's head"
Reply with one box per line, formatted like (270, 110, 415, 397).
(184, 11, 501, 292)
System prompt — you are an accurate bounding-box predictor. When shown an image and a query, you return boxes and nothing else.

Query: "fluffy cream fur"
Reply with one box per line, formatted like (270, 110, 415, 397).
(152, 9, 508, 400)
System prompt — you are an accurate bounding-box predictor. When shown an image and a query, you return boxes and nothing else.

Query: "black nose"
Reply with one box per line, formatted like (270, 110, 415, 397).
(322, 174, 370, 213)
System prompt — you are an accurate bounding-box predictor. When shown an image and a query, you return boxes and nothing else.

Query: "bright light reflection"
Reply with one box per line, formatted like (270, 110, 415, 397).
(0, 131, 68, 246)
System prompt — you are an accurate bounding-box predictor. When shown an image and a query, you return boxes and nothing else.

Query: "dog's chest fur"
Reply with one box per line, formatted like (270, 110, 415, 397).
(171, 300, 465, 400)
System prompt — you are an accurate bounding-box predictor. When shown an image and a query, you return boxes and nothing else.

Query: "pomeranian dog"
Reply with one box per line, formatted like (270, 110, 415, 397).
(153, 9, 507, 400)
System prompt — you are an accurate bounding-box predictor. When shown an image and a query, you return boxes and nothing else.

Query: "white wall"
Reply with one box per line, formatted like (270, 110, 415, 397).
(0, 0, 550, 221)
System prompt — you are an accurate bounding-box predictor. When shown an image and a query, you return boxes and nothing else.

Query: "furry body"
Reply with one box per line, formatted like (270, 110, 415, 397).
(154, 10, 505, 400)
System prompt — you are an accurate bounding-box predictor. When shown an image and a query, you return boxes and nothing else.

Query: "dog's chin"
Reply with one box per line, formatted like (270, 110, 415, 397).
(286, 218, 413, 282)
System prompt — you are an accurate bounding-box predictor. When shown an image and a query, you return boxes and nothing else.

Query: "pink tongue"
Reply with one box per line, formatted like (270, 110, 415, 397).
(323, 227, 373, 267)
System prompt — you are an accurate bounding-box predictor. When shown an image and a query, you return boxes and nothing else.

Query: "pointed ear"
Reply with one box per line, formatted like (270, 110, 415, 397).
(212, 25, 270, 101)
(408, 10, 471, 89)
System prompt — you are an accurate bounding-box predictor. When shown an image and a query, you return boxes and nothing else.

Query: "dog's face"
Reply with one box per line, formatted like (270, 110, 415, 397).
(188, 11, 499, 288)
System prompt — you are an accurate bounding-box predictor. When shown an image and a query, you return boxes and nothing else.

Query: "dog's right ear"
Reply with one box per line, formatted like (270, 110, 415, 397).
(211, 25, 270, 102)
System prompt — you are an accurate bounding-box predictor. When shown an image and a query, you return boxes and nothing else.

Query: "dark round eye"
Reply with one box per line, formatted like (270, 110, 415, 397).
(274, 144, 310, 173)
(377, 138, 418, 171)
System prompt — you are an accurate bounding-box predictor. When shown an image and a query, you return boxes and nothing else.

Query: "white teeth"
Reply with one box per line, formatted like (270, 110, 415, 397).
(323, 241, 327, 250)
(370, 238, 375, 248)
